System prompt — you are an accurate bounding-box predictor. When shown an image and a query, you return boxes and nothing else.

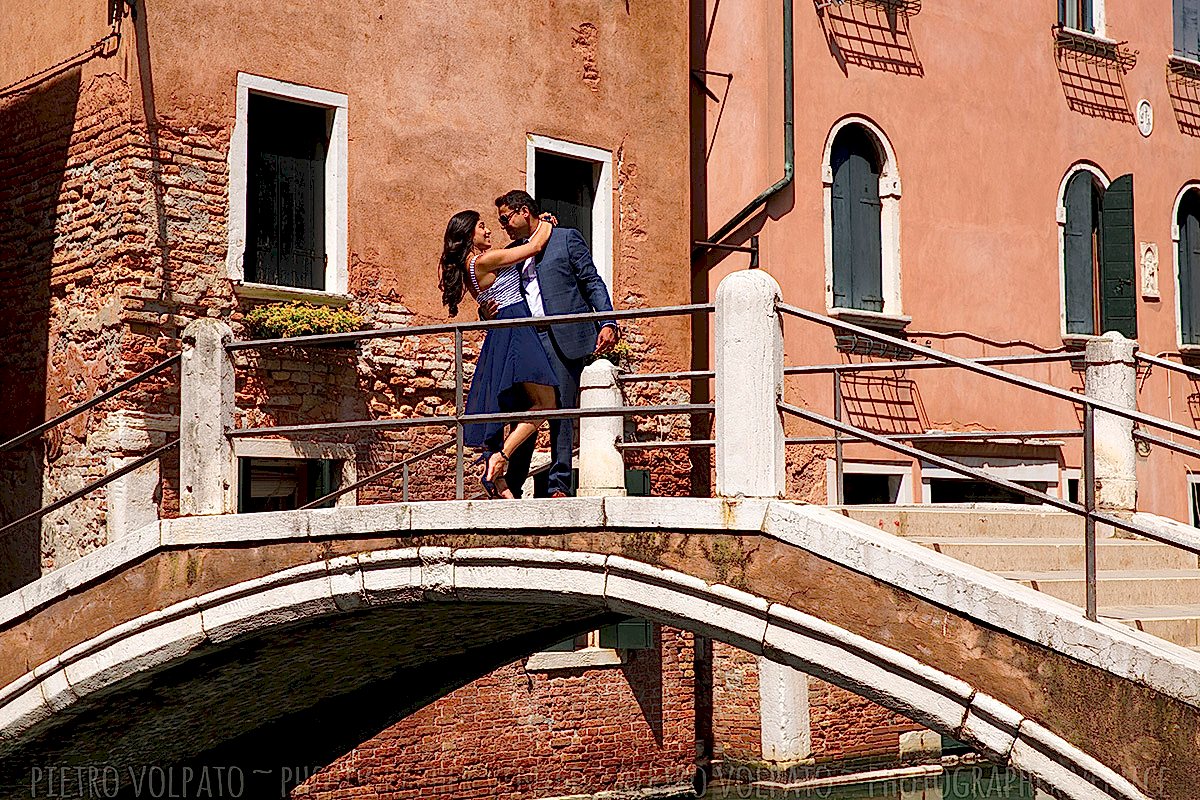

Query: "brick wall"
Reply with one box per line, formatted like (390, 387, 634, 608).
(296, 627, 697, 799)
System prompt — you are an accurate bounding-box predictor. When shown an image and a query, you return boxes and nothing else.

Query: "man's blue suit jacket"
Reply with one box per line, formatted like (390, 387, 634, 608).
(530, 227, 615, 362)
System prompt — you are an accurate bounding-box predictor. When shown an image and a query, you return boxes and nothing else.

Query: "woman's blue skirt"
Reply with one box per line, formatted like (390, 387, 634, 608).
(463, 300, 559, 449)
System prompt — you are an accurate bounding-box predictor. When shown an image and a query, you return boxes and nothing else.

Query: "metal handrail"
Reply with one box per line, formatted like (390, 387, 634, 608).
(1136, 351, 1200, 383)
(229, 303, 716, 500)
(785, 351, 1078, 376)
(779, 403, 1200, 622)
(0, 440, 179, 539)
(299, 438, 456, 510)
(778, 303, 1200, 444)
(786, 429, 1083, 446)
(226, 304, 715, 351)
(0, 355, 180, 453)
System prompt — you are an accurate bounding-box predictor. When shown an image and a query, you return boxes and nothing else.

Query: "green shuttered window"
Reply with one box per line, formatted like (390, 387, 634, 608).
(1180, 191, 1200, 345)
(1059, 0, 1095, 33)
(1177, 0, 1200, 60)
(1063, 172, 1137, 340)
(831, 126, 884, 313)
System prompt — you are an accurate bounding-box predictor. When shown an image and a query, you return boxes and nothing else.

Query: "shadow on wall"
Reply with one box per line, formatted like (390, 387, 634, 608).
(1054, 34, 1136, 124)
(840, 371, 929, 435)
(1168, 62, 1200, 137)
(816, 0, 924, 78)
(0, 69, 81, 593)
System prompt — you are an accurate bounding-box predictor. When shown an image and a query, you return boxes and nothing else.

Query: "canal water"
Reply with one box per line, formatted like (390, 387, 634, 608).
(700, 764, 1039, 799)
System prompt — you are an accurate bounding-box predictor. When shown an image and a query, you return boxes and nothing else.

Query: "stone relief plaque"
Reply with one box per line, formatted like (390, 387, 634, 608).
(1141, 242, 1160, 299)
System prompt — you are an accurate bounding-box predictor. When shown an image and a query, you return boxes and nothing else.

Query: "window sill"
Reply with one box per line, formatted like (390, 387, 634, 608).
(525, 648, 626, 672)
(233, 282, 353, 306)
(1056, 26, 1116, 47)
(1061, 333, 1100, 351)
(828, 308, 912, 333)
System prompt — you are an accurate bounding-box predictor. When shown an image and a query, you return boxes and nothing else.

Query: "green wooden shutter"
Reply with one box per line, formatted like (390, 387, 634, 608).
(599, 619, 653, 650)
(1063, 172, 1096, 335)
(1177, 0, 1200, 59)
(831, 128, 883, 312)
(1060, 0, 1094, 32)
(1099, 174, 1137, 340)
(1181, 193, 1200, 345)
(624, 469, 651, 497)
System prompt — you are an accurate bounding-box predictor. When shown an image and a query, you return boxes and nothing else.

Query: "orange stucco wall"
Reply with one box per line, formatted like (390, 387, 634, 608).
(702, 0, 1200, 520)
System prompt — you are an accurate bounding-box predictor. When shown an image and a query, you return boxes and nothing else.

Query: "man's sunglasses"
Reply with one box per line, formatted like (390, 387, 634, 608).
(498, 208, 527, 226)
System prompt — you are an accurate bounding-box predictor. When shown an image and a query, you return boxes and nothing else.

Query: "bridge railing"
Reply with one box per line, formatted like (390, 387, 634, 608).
(0, 357, 180, 540)
(704, 270, 1200, 623)
(201, 305, 716, 510)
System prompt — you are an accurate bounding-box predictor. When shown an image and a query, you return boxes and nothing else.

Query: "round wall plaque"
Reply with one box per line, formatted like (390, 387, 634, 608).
(1137, 99, 1154, 137)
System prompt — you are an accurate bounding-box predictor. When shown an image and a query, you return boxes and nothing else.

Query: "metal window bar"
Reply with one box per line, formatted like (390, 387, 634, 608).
(0, 355, 180, 453)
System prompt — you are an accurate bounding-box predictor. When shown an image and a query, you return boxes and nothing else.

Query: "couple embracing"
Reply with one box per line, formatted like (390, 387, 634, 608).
(438, 190, 619, 499)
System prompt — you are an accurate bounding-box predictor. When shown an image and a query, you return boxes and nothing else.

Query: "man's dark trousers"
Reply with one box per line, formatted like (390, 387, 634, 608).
(506, 330, 584, 497)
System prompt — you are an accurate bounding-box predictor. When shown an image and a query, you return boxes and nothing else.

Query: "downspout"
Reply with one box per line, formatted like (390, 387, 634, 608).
(695, 0, 795, 255)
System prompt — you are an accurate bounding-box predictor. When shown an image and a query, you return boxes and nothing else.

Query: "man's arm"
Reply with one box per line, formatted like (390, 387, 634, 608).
(565, 229, 619, 353)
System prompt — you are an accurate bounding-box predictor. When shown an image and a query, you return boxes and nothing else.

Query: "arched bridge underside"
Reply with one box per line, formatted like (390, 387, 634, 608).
(1, 498, 1198, 799)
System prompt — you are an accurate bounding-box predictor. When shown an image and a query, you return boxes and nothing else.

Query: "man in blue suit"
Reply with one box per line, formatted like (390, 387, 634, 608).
(491, 189, 619, 497)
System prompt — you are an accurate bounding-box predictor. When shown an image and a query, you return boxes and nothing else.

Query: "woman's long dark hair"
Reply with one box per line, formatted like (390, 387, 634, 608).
(439, 210, 479, 317)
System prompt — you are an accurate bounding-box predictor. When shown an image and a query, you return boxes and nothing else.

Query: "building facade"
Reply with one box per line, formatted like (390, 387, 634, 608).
(4, 0, 1200, 797)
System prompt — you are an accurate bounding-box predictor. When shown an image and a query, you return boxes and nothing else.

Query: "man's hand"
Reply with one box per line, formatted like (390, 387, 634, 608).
(594, 324, 619, 355)
(478, 297, 499, 321)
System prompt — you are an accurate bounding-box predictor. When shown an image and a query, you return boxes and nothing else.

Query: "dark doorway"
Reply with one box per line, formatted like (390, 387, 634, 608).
(534, 151, 597, 250)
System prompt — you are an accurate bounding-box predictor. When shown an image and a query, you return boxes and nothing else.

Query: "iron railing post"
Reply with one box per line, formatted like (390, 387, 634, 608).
(833, 369, 844, 505)
(455, 329, 464, 500)
(402, 463, 410, 503)
(1084, 403, 1098, 622)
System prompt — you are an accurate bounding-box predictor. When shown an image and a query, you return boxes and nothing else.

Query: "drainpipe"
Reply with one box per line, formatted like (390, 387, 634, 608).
(694, 0, 795, 256)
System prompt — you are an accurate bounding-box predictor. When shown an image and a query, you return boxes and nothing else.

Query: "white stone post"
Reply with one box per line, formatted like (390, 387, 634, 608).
(1084, 333, 1138, 514)
(758, 656, 812, 763)
(715, 271, 800, 762)
(576, 360, 627, 497)
(180, 319, 235, 516)
(715, 270, 785, 498)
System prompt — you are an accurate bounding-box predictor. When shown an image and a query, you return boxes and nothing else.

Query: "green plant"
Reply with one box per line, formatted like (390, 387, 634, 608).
(586, 339, 633, 368)
(244, 302, 364, 340)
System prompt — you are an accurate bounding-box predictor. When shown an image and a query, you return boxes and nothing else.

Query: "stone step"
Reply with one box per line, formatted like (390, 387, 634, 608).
(998, 569, 1200, 608)
(843, 505, 1086, 540)
(908, 537, 1200, 572)
(1100, 605, 1200, 648)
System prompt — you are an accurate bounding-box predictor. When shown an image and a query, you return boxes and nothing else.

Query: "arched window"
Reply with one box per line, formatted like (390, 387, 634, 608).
(1177, 187, 1200, 345)
(831, 127, 883, 312)
(823, 118, 901, 319)
(1059, 165, 1137, 339)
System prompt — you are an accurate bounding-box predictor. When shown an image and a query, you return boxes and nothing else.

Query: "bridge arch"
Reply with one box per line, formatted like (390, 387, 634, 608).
(0, 511, 1168, 800)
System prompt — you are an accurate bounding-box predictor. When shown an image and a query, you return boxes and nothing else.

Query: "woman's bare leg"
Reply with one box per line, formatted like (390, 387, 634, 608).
(488, 383, 557, 498)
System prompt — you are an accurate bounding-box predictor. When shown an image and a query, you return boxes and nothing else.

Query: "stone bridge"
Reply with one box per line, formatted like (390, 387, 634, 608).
(1, 496, 1198, 800)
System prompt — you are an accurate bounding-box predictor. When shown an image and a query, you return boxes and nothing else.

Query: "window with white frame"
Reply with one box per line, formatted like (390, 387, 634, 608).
(920, 456, 1059, 504)
(822, 117, 903, 324)
(526, 135, 613, 291)
(227, 74, 348, 299)
(1058, 164, 1138, 340)
(1174, 185, 1200, 347)
(1190, 474, 1200, 527)
(826, 460, 914, 505)
(232, 440, 356, 513)
(1059, 0, 1105, 36)
(1177, 0, 1200, 60)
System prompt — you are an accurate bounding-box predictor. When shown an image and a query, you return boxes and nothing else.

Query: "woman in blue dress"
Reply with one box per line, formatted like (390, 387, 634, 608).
(439, 209, 559, 498)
